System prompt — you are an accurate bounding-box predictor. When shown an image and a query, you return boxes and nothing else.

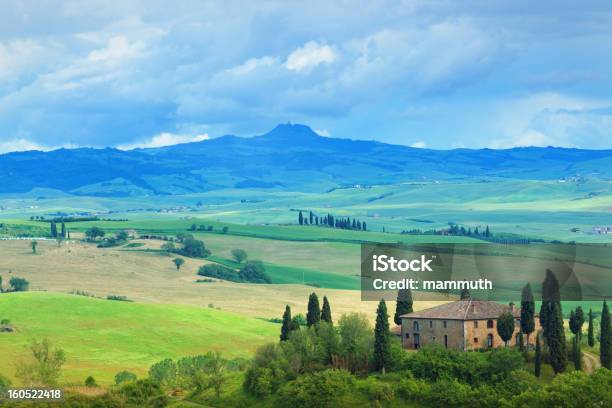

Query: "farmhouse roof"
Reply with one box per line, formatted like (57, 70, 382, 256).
(401, 299, 521, 320)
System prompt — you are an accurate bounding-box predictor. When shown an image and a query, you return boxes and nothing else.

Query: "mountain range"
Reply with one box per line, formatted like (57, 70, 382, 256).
(1, 124, 611, 196)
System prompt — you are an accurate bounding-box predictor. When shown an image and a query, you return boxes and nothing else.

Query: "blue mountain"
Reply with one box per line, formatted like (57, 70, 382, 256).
(0, 124, 610, 196)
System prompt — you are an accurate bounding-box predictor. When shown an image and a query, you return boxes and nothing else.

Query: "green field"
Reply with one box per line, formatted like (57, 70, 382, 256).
(0, 292, 278, 385)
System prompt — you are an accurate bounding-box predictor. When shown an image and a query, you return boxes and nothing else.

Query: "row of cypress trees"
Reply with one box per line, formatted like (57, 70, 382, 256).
(279, 293, 333, 341)
(297, 210, 367, 231)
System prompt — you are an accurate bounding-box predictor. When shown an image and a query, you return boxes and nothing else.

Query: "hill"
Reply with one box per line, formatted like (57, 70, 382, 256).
(0, 292, 279, 385)
(1, 124, 611, 195)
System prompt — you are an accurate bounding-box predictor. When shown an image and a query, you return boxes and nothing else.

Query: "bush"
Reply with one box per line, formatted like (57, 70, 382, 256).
(243, 343, 292, 397)
(115, 370, 137, 385)
(238, 261, 271, 284)
(118, 379, 168, 407)
(85, 376, 97, 387)
(0, 373, 11, 395)
(356, 376, 395, 403)
(279, 369, 355, 408)
(9, 277, 29, 292)
(198, 264, 240, 281)
(178, 236, 210, 258)
(149, 358, 177, 388)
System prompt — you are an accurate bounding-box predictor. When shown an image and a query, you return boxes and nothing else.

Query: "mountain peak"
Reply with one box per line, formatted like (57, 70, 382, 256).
(260, 123, 320, 141)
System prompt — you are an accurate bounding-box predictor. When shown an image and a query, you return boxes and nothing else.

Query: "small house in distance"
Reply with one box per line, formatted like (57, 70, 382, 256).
(400, 299, 540, 351)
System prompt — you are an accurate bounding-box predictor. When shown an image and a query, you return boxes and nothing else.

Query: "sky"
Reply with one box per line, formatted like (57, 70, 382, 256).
(1, 0, 612, 152)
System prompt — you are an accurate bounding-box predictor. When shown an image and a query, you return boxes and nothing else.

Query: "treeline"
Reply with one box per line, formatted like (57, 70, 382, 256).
(189, 224, 229, 234)
(401, 223, 492, 237)
(30, 216, 128, 223)
(297, 210, 366, 231)
(197, 261, 271, 284)
(162, 233, 211, 258)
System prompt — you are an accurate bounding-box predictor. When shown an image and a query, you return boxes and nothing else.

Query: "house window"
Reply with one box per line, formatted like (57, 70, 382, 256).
(474, 320, 479, 328)
(473, 337, 478, 344)
(487, 334, 494, 348)
(487, 320, 494, 329)
(413, 321, 419, 332)
(443, 320, 447, 328)
(429, 320, 433, 328)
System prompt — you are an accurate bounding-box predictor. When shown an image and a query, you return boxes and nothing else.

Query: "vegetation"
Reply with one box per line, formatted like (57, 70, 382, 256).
(520, 283, 535, 344)
(394, 288, 413, 326)
(231, 248, 248, 263)
(373, 299, 391, 373)
(321, 296, 332, 325)
(306, 292, 320, 327)
(496, 311, 515, 346)
(15, 338, 65, 386)
(601, 300, 610, 369)
(172, 257, 185, 271)
(9, 277, 29, 292)
(539, 269, 567, 373)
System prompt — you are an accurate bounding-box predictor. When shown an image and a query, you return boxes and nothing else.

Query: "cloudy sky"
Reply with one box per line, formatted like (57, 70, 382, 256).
(1, 0, 612, 152)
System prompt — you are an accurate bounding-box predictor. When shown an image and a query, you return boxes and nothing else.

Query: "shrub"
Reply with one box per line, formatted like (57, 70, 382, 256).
(118, 379, 168, 407)
(279, 369, 354, 408)
(115, 370, 137, 385)
(0, 373, 11, 395)
(198, 264, 240, 281)
(149, 358, 177, 388)
(243, 343, 292, 397)
(85, 376, 97, 387)
(9, 277, 29, 292)
(238, 261, 271, 284)
(356, 376, 395, 403)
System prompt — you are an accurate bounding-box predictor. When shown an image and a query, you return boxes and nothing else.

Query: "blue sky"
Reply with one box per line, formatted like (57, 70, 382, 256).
(1, 0, 612, 152)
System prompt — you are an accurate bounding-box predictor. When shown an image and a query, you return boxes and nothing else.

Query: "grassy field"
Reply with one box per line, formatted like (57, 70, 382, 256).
(0, 292, 279, 385)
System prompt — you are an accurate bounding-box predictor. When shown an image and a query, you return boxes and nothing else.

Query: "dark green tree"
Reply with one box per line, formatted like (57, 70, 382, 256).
(540, 269, 567, 374)
(50, 222, 57, 238)
(30, 240, 38, 254)
(321, 296, 332, 325)
(497, 312, 515, 346)
(393, 288, 413, 326)
(588, 308, 595, 347)
(298, 211, 304, 225)
(601, 300, 610, 369)
(373, 299, 391, 373)
(520, 283, 536, 344)
(280, 305, 292, 341)
(231, 248, 248, 263)
(60, 223, 66, 238)
(535, 335, 541, 378)
(172, 258, 184, 271)
(306, 293, 320, 327)
(460, 288, 470, 300)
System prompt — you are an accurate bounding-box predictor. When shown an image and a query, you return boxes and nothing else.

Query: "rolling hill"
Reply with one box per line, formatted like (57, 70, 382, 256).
(1, 124, 611, 196)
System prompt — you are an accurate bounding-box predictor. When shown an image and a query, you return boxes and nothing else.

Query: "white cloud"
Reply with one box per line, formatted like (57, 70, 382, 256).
(314, 128, 330, 137)
(117, 132, 210, 150)
(285, 41, 337, 72)
(0, 138, 53, 153)
(410, 141, 427, 148)
(226, 56, 277, 75)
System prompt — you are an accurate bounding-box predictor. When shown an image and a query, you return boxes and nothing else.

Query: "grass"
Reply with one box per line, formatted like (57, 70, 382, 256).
(0, 292, 279, 385)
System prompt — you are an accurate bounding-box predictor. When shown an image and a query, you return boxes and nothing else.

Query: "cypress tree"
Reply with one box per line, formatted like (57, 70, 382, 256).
(298, 211, 304, 225)
(394, 288, 413, 326)
(460, 288, 470, 300)
(540, 269, 567, 373)
(374, 299, 391, 373)
(280, 305, 292, 341)
(601, 300, 611, 369)
(321, 296, 332, 325)
(497, 312, 515, 346)
(309, 211, 313, 224)
(362, 222, 366, 231)
(573, 334, 582, 371)
(535, 335, 541, 377)
(588, 308, 595, 347)
(61, 222, 66, 238)
(518, 331, 525, 352)
(306, 293, 320, 327)
(520, 283, 535, 345)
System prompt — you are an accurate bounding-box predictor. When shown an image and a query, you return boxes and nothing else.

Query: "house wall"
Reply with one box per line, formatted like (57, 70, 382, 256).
(401, 315, 541, 351)
(401, 318, 465, 350)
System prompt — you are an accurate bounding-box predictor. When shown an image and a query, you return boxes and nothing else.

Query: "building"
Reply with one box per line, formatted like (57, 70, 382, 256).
(400, 299, 540, 351)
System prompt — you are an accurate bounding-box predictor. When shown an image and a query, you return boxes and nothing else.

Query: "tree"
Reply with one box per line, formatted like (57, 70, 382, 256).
(298, 211, 304, 225)
(10, 277, 29, 292)
(115, 371, 137, 385)
(601, 300, 610, 369)
(206, 352, 226, 398)
(180, 236, 210, 258)
(588, 308, 595, 347)
(280, 305, 293, 341)
(520, 283, 535, 345)
(460, 288, 470, 300)
(535, 335, 541, 378)
(231, 248, 248, 263)
(15, 339, 65, 386)
(172, 258, 185, 271)
(161, 242, 175, 254)
(306, 293, 320, 327)
(85, 227, 105, 241)
(85, 376, 97, 387)
(31, 240, 38, 254)
(149, 358, 177, 388)
(393, 288, 413, 326)
(61, 222, 66, 238)
(374, 299, 391, 373)
(239, 261, 271, 283)
(321, 296, 332, 325)
(497, 312, 515, 346)
(539, 269, 567, 374)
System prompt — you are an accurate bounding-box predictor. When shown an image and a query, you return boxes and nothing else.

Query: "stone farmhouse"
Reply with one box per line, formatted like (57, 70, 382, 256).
(400, 299, 540, 351)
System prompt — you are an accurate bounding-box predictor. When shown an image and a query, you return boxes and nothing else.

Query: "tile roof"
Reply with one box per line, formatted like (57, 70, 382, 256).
(401, 299, 521, 320)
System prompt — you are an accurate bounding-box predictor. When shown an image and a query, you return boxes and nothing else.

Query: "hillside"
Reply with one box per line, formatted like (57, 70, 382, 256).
(1, 124, 611, 195)
(0, 292, 279, 384)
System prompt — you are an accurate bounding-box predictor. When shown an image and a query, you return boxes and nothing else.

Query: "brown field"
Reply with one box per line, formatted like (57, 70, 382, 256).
(0, 240, 443, 320)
